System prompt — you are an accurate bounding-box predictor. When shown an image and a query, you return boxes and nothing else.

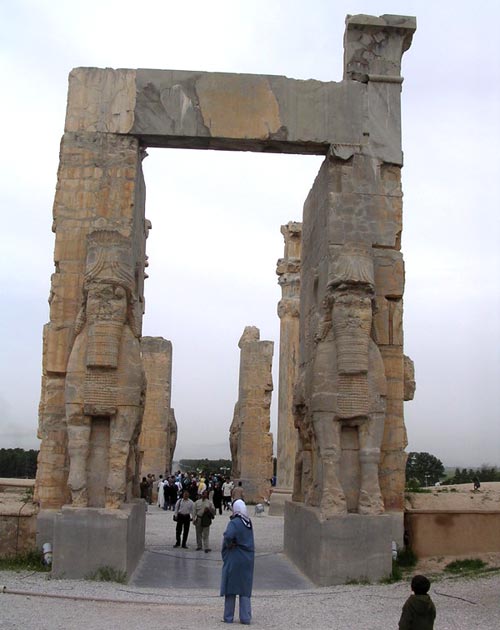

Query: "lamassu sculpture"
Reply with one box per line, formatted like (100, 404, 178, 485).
(64, 229, 146, 509)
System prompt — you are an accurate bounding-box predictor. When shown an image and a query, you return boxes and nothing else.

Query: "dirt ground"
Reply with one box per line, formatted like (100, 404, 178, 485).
(405, 481, 500, 574)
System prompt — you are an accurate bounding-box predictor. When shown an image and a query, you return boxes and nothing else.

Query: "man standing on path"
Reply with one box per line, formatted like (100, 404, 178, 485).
(173, 491, 194, 549)
(194, 489, 216, 552)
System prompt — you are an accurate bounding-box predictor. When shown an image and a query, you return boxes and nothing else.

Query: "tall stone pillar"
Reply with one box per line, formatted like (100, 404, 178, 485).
(35, 70, 148, 577)
(269, 222, 301, 516)
(139, 336, 177, 477)
(230, 327, 274, 504)
(285, 14, 416, 585)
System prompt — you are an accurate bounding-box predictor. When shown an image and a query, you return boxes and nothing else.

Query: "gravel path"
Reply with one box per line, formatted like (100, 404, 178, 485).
(1, 506, 499, 629)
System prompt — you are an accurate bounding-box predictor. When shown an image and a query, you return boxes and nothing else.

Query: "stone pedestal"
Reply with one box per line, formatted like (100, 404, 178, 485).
(51, 500, 145, 579)
(284, 501, 402, 585)
(268, 488, 292, 516)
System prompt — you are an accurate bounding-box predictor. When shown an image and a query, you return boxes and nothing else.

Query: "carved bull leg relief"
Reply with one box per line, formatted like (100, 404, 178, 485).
(66, 404, 91, 507)
(358, 419, 384, 514)
(313, 413, 346, 517)
(105, 408, 140, 508)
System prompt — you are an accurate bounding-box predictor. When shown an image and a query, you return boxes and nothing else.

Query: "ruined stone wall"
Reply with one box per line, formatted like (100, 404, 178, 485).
(230, 327, 274, 504)
(35, 125, 147, 509)
(139, 336, 177, 476)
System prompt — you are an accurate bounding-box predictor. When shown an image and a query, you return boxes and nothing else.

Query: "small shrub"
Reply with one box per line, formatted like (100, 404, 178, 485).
(345, 577, 370, 585)
(397, 548, 417, 568)
(380, 560, 403, 584)
(86, 565, 127, 583)
(444, 558, 486, 574)
(0, 549, 49, 572)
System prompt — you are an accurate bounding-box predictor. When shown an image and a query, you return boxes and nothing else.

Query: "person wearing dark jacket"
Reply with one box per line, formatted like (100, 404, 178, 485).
(399, 574, 436, 629)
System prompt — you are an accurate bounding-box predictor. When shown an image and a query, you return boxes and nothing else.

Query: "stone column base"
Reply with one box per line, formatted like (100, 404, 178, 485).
(268, 488, 292, 516)
(284, 501, 402, 585)
(51, 500, 145, 580)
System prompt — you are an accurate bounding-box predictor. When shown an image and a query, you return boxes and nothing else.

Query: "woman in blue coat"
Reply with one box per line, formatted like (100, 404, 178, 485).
(220, 499, 255, 624)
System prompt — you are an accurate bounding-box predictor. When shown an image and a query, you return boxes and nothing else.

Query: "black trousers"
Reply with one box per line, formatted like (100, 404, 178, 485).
(176, 513, 191, 546)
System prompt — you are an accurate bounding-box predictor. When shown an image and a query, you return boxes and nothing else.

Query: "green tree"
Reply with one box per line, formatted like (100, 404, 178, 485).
(0, 448, 38, 478)
(405, 452, 445, 487)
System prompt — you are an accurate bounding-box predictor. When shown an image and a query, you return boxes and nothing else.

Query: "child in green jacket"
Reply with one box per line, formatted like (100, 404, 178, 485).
(399, 575, 436, 629)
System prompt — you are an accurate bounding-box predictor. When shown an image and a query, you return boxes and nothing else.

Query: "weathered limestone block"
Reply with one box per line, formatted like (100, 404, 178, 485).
(270, 222, 301, 516)
(139, 336, 177, 477)
(66, 68, 137, 134)
(230, 327, 274, 503)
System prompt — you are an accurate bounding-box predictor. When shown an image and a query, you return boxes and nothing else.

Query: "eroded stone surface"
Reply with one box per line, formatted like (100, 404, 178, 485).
(230, 327, 274, 504)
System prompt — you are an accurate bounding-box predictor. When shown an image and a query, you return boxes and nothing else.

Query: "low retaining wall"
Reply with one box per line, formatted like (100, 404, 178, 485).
(405, 510, 500, 558)
(0, 479, 38, 557)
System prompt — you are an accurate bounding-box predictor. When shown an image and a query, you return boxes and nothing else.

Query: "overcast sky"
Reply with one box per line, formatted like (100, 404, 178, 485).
(1, 0, 499, 468)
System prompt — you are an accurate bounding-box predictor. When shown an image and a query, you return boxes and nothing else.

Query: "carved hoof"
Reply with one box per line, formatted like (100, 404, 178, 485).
(71, 489, 88, 508)
(320, 492, 347, 519)
(358, 491, 384, 515)
(105, 491, 122, 509)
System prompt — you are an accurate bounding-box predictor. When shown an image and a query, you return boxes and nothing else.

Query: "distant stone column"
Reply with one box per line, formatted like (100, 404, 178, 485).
(269, 222, 301, 516)
(230, 327, 274, 504)
(139, 337, 177, 477)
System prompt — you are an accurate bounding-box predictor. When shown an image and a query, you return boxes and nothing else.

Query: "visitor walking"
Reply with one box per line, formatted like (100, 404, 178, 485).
(194, 489, 216, 552)
(157, 475, 165, 509)
(213, 481, 223, 515)
(222, 477, 234, 511)
(220, 499, 255, 625)
(173, 491, 194, 549)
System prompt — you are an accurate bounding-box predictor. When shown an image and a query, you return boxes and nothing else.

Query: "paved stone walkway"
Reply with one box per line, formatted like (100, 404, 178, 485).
(131, 505, 313, 589)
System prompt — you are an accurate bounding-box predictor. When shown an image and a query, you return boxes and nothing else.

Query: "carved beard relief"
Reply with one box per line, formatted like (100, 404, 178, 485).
(85, 284, 127, 369)
(332, 291, 372, 418)
(83, 283, 128, 416)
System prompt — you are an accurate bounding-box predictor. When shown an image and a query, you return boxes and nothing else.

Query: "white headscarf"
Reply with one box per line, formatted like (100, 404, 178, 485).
(232, 499, 248, 517)
(232, 499, 252, 528)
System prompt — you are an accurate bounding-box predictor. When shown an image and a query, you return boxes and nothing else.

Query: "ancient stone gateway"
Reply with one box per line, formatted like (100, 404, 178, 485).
(35, 14, 416, 582)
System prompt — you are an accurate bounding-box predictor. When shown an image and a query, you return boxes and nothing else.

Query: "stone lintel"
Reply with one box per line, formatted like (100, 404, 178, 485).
(65, 24, 414, 168)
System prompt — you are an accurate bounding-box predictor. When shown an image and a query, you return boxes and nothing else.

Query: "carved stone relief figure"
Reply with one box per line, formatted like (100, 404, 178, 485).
(64, 229, 146, 509)
(310, 243, 387, 519)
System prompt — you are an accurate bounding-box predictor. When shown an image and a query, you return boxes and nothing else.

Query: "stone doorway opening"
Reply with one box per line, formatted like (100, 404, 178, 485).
(140, 148, 322, 463)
